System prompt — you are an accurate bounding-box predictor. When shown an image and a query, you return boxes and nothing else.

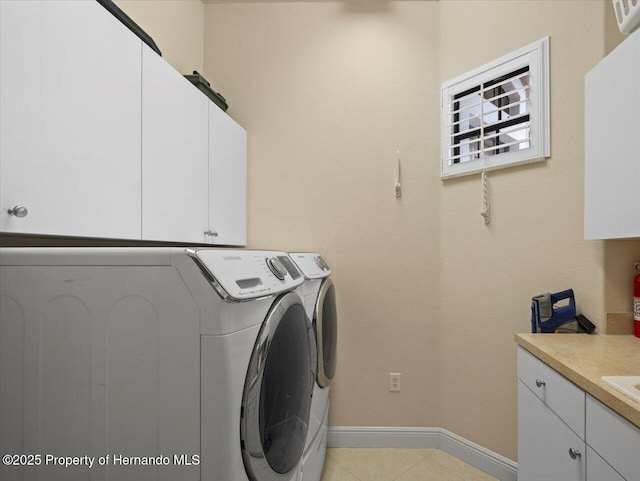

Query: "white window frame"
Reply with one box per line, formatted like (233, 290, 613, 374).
(440, 37, 550, 179)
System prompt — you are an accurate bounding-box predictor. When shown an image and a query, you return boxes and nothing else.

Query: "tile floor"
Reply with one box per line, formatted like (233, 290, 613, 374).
(319, 448, 498, 481)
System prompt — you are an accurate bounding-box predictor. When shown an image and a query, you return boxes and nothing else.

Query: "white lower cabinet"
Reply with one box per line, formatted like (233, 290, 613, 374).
(518, 346, 640, 481)
(517, 347, 585, 437)
(586, 394, 640, 481)
(518, 347, 586, 481)
(518, 383, 586, 481)
(586, 447, 625, 481)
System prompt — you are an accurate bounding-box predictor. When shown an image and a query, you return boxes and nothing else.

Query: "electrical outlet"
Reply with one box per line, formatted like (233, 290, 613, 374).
(389, 372, 401, 392)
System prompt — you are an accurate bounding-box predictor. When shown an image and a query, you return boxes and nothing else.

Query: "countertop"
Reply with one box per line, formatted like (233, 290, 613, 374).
(515, 333, 640, 428)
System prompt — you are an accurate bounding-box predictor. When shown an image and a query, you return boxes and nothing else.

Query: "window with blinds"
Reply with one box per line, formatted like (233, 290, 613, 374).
(441, 38, 550, 179)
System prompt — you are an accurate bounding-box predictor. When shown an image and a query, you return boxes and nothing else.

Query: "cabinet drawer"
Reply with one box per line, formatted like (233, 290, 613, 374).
(518, 382, 586, 481)
(517, 347, 585, 438)
(587, 394, 640, 481)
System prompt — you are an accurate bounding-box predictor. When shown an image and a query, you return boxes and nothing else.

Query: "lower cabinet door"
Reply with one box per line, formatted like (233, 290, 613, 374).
(587, 447, 625, 481)
(586, 394, 640, 481)
(518, 381, 585, 481)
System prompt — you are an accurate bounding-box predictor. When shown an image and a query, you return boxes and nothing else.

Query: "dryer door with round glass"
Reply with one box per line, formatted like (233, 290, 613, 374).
(315, 278, 337, 388)
(240, 292, 314, 481)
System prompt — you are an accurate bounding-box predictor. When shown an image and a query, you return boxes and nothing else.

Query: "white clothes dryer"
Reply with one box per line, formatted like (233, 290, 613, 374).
(288, 253, 337, 481)
(0, 247, 314, 481)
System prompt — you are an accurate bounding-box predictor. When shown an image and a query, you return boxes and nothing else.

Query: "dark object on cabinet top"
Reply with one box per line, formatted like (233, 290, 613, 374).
(96, 0, 162, 57)
(184, 71, 229, 112)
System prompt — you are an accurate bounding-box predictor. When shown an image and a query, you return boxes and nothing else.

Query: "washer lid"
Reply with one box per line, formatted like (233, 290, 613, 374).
(189, 249, 304, 301)
(288, 252, 331, 280)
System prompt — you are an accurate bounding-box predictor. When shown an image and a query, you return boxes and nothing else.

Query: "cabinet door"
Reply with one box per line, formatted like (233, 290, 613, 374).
(141, 46, 208, 243)
(208, 105, 247, 246)
(586, 447, 625, 481)
(0, 1, 142, 239)
(587, 394, 640, 481)
(584, 28, 640, 239)
(518, 382, 585, 481)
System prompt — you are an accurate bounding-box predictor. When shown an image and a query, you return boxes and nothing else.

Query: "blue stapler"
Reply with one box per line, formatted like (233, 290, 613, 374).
(531, 289, 576, 333)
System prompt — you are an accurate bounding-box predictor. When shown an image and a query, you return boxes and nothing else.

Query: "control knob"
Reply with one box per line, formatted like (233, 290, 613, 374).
(266, 257, 287, 280)
(314, 256, 329, 270)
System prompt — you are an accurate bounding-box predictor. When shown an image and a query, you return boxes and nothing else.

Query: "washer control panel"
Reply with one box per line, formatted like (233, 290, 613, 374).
(289, 252, 331, 280)
(192, 249, 304, 301)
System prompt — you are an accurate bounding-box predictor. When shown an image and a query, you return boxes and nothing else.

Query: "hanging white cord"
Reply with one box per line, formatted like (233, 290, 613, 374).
(480, 171, 490, 224)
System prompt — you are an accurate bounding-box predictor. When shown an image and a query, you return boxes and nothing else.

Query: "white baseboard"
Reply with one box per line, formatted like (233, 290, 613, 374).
(327, 426, 517, 481)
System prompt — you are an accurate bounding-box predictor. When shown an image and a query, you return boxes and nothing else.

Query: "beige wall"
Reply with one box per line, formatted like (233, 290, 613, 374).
(12, 0, 637, 463)
(605, 240, 640, 314)
(204, 1, 444, 429)
(114, 0, 205, 74)
(437, 0, 610, 458)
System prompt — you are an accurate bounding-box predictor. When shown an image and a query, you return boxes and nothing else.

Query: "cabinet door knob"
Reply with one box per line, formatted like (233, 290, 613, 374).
(568, 448, 581, 459)
(7, 205, 28, 218)
(535, 379, 546, 387)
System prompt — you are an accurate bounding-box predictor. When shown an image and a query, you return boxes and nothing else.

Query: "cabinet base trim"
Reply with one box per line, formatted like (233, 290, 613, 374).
(327, 426, 517, 481)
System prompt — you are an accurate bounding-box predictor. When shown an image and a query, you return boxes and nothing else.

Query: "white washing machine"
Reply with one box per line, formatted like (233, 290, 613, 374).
(288, 253, 337, 481)
(0, 247, 315, 481)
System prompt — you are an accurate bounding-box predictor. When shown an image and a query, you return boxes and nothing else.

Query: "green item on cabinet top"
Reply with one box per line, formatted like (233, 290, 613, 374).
(184, 71, 228, 112)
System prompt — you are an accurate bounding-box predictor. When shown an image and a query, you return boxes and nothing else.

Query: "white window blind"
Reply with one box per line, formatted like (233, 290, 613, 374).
(441, 38, 550, 179)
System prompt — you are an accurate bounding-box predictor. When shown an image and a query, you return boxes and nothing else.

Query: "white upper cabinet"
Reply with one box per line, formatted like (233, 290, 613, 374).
(141, 46, 209, 243)
(0, 0, 142, 239)
(585, 28, 640, 240)
(0, 1, 247, 245)
(208, 104, 247, 246)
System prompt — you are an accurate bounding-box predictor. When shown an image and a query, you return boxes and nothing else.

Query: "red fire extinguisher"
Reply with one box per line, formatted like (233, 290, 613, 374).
(635, 261, 640, 338)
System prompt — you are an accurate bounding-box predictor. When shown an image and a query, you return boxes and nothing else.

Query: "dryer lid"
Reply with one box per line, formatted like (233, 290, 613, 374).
(189, 249, 304, 301)
(315, 277, 337, 387)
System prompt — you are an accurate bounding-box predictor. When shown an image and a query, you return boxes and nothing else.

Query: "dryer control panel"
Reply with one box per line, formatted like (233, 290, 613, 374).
(191, 249, 304, 301)
(289, 253, 331, 280)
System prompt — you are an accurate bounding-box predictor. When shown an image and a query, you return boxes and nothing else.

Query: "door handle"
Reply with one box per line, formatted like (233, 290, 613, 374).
(568, 448, 581, 460)
(7, 205, 28, 218)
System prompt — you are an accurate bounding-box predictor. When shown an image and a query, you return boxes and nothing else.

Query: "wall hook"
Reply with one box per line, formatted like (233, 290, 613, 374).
(395, 151, 402, 198)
